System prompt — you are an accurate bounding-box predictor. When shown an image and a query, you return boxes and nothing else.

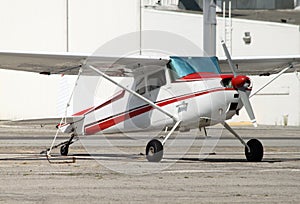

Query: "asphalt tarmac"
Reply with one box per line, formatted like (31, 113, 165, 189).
(0, 122, 299, 203)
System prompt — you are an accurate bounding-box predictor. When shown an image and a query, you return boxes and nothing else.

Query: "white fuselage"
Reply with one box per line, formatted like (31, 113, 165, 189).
(72, 68, 245, 136)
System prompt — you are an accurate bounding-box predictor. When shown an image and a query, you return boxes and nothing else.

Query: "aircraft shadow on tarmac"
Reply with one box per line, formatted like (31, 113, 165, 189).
(69, 153, 284, 163)
(61, 153, 300, 163)
(178, 157, 283, 163)
(1, 152, 299, 164)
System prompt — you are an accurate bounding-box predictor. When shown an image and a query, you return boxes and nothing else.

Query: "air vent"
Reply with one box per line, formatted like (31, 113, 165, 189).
(229, 103, 238, 111)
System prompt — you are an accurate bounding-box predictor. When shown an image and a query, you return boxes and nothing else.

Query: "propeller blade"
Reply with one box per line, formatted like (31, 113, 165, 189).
(238, 89, 257, 127)
(221, 41, 237, 76)
(221, 41, 257, 127)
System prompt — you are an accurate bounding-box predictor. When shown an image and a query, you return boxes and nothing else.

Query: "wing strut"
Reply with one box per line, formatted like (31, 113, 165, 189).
(46, 67, 84, 158)
(87, 65, 179, 122)
(250, 64, 293, 98)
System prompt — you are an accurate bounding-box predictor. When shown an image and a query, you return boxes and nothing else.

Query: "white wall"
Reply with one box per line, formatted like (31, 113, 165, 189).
(0, 0, 141, 53)
(0, 70, 62, 120)
(0, 0, 67, 52)
(230, 72, 300, 126)
(143, 8, 300, 57)
(228, 19, 300, 57)
(143, 9, 203, 52)
(0, 1, 299, 126)
(68, 0, 140, 53)
(0, 1, 298, 56)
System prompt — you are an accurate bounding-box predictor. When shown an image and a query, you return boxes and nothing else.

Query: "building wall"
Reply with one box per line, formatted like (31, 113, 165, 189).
(68, 0, 140, 53)
(0, 1, 298, 56)
(229, 19, 300, 56)
(143, 9, 203, 52)
(144, 8, 300, 57)
(0, 0, 67, 52)
(0, 1, 299, 126)
(230, 72, 300, 126)
(0, 70, 63, 120)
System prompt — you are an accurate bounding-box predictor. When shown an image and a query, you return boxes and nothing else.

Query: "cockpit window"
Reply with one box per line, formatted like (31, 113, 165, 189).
(147, 70, 166, 92)
(135, 77, 146, 95)
(135, 70, 166, 95)
(168, 56, 221, 79)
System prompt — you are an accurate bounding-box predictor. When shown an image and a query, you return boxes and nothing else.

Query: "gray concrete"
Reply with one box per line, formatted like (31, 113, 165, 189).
(0, 122, 300, 203)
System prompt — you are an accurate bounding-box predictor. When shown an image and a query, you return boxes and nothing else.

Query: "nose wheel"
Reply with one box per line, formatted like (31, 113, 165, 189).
(245, 139, 264, 162)
(223, 122, 264, 162)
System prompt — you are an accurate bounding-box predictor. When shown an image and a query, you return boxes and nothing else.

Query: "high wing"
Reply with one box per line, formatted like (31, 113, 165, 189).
(0, 51, 168, 76)
(0, 50, 299, 76)
(87, 55, 169, 76)
(219, 55, 300, 75)
(0, 51, 86, 75)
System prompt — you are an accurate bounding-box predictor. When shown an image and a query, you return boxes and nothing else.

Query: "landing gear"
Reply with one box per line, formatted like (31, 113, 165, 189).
(222, 122, 264, 162)
(145, 120, 181, 162)
(60, 144, 69, 156)
(146, 139, 163, 162)
(40, 133, 77, 156)
(245, 139, 263, 162)
(59, 133, 76, 156)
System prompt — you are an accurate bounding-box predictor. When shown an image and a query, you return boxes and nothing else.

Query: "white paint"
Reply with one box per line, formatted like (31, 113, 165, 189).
(162, 168, 300, 174)
(162, 169, 232, 173)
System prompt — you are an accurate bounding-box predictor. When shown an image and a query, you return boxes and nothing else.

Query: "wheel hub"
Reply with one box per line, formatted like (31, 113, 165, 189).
(148, 146, 155, 156)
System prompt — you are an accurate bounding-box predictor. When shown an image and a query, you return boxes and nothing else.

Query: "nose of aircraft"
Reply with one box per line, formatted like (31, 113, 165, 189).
(231, 75, 251, 89)
(221, 41, 257, 127)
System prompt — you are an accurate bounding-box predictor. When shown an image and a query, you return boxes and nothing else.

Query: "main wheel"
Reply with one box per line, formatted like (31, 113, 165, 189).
(245, 139, 263, 162)
(60, 144, 69, 156)
(146, 139, 163, 162)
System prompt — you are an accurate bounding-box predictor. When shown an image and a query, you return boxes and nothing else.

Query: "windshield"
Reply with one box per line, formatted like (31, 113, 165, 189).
(169, 56, 221, 79)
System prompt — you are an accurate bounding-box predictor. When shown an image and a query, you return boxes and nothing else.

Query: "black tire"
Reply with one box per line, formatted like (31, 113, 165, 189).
(146, 139, 163, 162)
(60, 144, 69, 156)
(245, 139, 263, 162)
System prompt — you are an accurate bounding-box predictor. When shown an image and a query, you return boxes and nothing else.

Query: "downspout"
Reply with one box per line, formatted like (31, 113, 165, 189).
(203, 0, 216, 56)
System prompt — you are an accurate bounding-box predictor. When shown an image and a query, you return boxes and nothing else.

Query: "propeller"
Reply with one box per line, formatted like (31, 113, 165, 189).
(221, 41, 257, 127)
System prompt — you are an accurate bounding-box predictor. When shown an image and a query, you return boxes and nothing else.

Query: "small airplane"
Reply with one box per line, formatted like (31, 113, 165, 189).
(0, 41, 299, 162)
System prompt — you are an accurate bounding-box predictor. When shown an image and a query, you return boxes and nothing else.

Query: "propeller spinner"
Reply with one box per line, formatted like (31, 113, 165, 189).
(221, 41, 257, 127)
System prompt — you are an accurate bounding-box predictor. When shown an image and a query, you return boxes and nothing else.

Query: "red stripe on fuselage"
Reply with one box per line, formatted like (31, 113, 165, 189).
(84, 88, 234, 135)
(73, 107, 95, 116)
(85, 105, 153, 134)
(72, 90, 125, 116)
(177, 73, 234, 82)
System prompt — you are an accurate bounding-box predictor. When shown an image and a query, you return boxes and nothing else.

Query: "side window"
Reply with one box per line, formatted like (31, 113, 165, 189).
(135, 77, 146, 95)
(167, 61, 179, 81)
(147, 70, 166, 92)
